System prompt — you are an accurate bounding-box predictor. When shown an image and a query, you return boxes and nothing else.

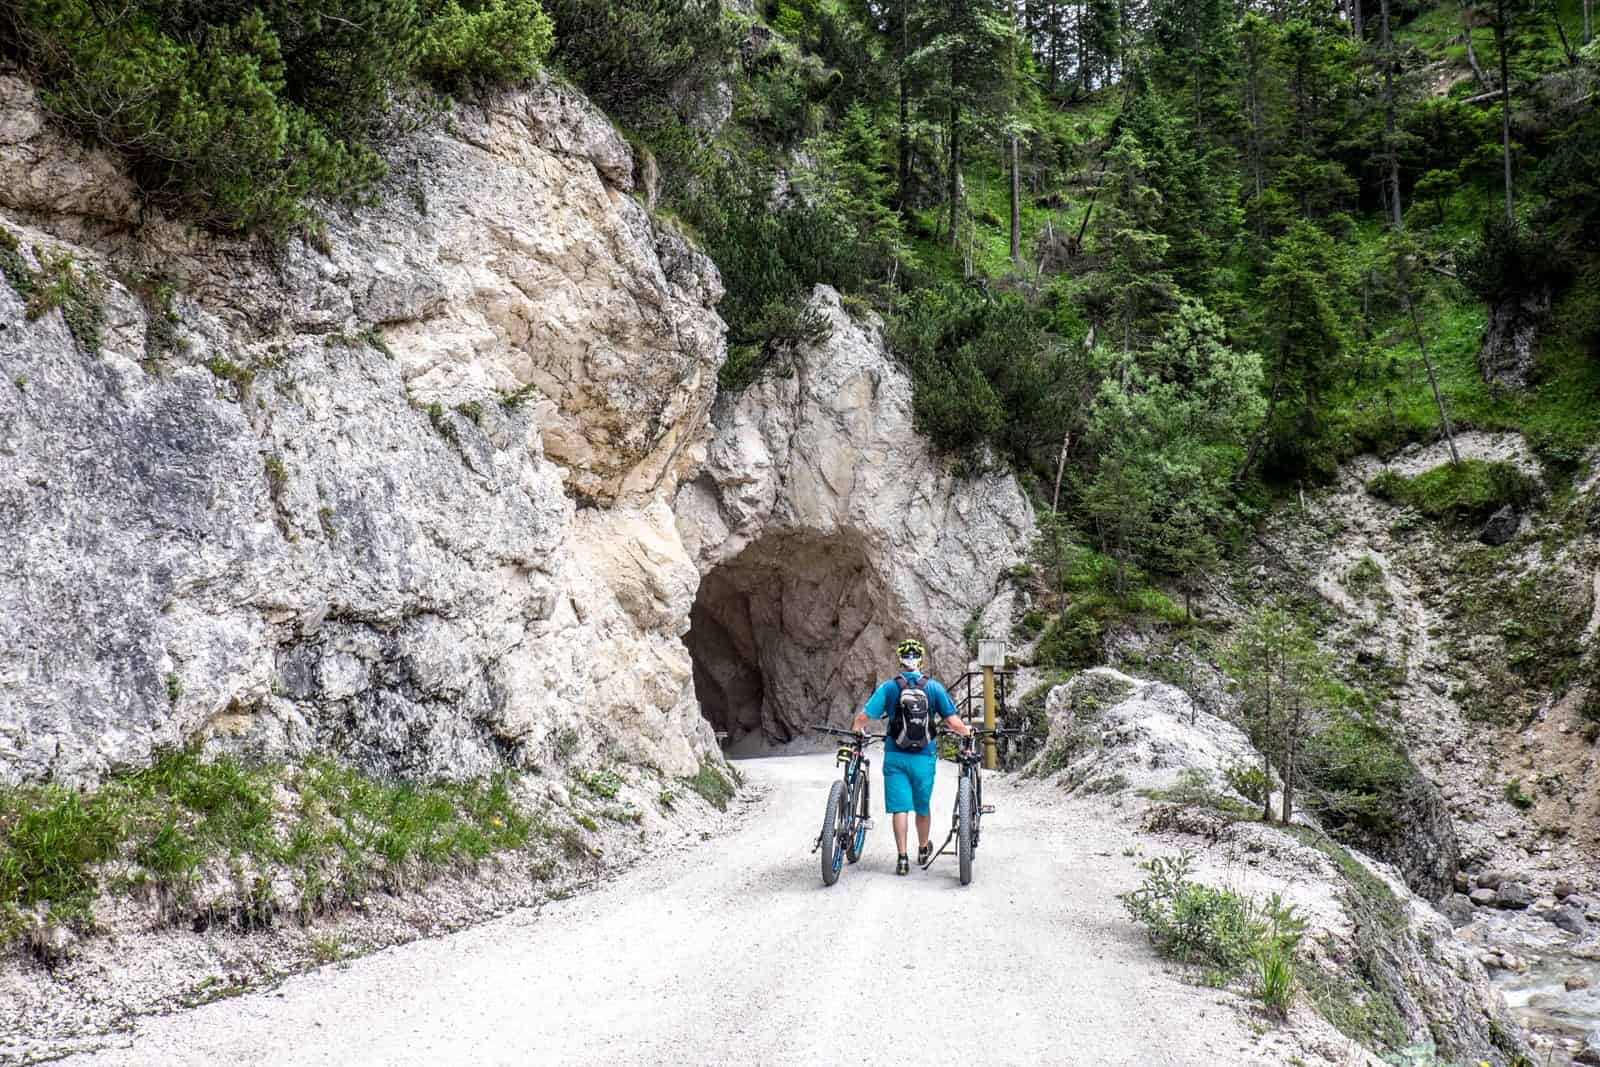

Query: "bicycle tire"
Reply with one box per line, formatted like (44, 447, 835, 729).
(971, 770, 983, 852)
(820, 779, 846, 886)
(845, 774, 869, 864)
(957, 774, 974, 885)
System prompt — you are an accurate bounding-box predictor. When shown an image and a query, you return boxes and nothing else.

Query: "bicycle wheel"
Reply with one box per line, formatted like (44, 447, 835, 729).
(820, 780, 846, 886)
(845, 774, 869, 864)
(957, 774, 974, 886)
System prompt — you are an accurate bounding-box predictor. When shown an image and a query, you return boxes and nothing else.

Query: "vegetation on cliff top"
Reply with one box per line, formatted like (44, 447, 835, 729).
(0, 0, 555, 231)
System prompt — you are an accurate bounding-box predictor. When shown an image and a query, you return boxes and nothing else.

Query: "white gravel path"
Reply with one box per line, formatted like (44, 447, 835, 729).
(63, 755, 1317, 1067)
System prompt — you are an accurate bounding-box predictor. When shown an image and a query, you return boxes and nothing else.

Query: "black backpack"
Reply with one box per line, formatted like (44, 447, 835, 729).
(891, 676, 933, 750)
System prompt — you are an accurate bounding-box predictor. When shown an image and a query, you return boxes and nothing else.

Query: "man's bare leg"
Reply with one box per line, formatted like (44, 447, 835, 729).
(892, 812, 909, 855)
(916, 814, 931, 851)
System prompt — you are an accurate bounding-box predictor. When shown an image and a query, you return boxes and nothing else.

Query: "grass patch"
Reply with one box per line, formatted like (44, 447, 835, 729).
(1273, 824, 1410, 1051)
(1143, 769, 1259, 820)
(1343, 555, 1388, 602)
(1366, 459, 1537, 523)
(683, 759, 736, 811)
(22, 246, 105, 355)
(204, 357, 256, 393)
(1031, 542, 1188, 670)
(0, 749, 542, 945)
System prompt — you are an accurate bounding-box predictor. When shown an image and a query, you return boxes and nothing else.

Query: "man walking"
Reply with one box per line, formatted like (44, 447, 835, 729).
(853, 637, 972, 875)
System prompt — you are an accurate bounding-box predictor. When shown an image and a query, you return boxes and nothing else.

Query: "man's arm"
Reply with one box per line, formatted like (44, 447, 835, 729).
(932, 682, 970, 736)
(854, 682, 886, 734)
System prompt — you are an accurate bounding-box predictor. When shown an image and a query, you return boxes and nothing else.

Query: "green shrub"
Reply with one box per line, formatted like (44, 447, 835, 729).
(543, 0, 735, 116)
(0, 225, 36, 299)
(1122, 851, 1305, 995)
(1502, 778, 1534, 810)
(1223, 762, 1268, 805)
(7, 0, 554, 234)
(1035, 609, 1104, 669)
(1299, 714, 1414, 836)
(705, 198, 861, 388)
(581, 769, 623, 799)
(1457, 216, 1566, 306)
(417, 0, 553, 87)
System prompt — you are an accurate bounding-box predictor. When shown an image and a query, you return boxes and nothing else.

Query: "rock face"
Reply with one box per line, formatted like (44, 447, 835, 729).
(673, 287, 1033, 751)
(1478, 288, 1550, 390)
(1, 78, 1034, 786)
(0, 77, 725, 784)
(1025, 668, 1262, 799)
(1073, 665, 1535, 1066)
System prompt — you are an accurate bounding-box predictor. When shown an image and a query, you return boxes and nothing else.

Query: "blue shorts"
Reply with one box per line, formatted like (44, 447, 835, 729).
(882, 748, 937, 816)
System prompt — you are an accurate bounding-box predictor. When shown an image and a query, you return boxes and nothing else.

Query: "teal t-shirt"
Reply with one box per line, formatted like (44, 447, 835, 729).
(864, 671, 959, 757)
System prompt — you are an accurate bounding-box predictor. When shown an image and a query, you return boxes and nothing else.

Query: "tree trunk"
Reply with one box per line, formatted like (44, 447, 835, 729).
(1353, 0, 1364, 38)
(1380, 0, 1403, 228)
(1463, 5, 1489, 88)
(1405, 283, 1462, 464)
(1282, 700, 1301, 826)
(1051, 433, 1072, 512)
(1496, 0, 1514, 224)
(1010, 2, 1022, 265)
(1550, 0, 1579, 62)
(1584, 0, 1592, 45)
(1008, 136, 1022, 263)
(897, 3, 910, 207)
(948, 101, 962, 251)
(1078, 0, 1090, 91)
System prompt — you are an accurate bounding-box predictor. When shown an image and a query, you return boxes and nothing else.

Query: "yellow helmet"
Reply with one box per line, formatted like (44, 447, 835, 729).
(895, 637, 925, 659)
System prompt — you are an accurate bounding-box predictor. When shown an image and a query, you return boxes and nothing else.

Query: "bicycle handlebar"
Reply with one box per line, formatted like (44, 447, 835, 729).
(810, 725, 885, 741)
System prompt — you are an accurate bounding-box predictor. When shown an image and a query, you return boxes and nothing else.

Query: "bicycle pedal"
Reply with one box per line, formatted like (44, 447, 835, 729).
(860, 819, 874, 830)
(980, 805, 995, 814)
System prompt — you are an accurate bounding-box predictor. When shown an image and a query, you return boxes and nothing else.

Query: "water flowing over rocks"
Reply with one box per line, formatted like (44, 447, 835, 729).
(674, 287, 1033, 752)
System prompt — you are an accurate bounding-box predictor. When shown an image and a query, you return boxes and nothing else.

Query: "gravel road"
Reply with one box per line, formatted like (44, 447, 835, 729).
(66, 754, 1300, 1066)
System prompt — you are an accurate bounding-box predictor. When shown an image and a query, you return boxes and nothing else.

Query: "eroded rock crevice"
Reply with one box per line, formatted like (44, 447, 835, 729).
(685, 532, 906, 755)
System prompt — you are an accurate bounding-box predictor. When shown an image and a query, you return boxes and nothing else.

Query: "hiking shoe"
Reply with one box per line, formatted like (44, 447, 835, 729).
(917, 842, 932, 866)
(896, 854, 909, 876)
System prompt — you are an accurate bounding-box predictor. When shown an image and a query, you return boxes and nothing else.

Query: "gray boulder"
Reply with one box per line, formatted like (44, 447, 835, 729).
(1470, 888, 1498, 906)
(1495, 882, 1534, 909)
(1478, 505, 1519, 546)
(1441, 894, 1476, 928)
(1541, 905, 1590, 936)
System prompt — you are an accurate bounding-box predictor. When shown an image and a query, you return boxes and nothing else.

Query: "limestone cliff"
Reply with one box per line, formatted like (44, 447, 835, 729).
(674, 287, 1034, 751)
(0, 75, 1031, 787)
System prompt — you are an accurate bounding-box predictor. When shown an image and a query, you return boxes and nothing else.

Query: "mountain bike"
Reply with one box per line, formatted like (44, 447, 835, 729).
(923, 727, 1019, 885)
(810, 726, 882, 886)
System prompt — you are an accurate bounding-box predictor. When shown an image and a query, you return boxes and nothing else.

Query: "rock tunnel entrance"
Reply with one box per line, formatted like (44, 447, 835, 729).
(684, 533, 907, 757)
